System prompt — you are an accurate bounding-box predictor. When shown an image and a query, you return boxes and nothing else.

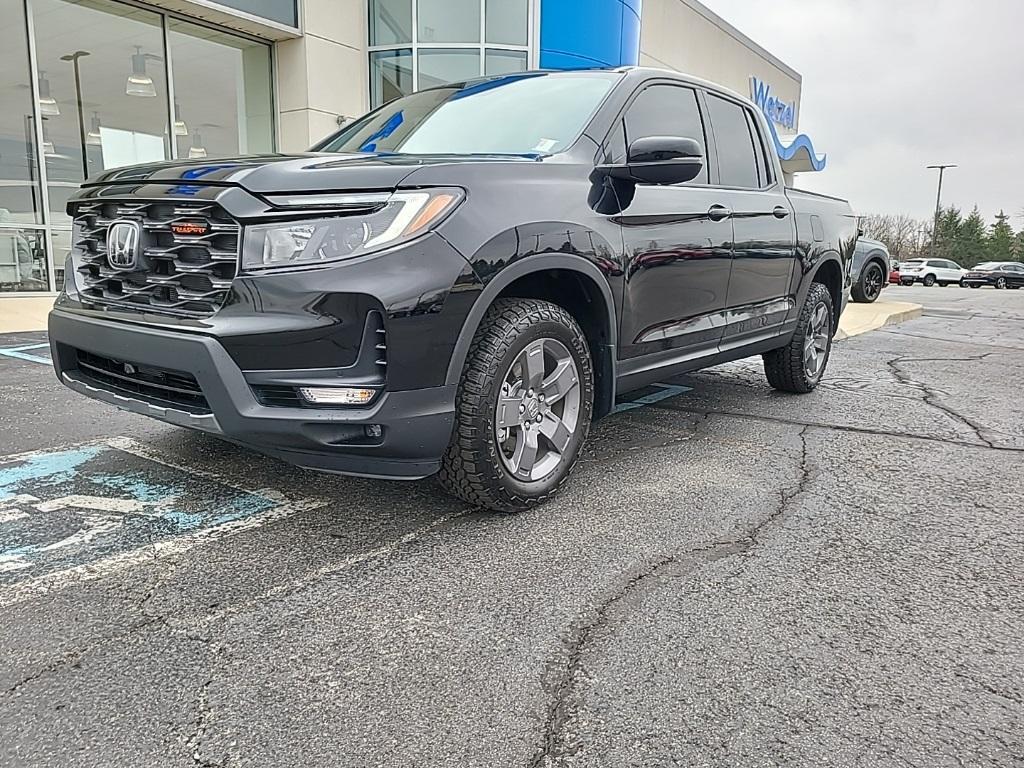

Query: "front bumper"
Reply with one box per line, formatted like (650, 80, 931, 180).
(49, 310, 456, 479)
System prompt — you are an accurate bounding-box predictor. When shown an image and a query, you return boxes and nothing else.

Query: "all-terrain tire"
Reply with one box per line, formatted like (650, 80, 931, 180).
(438, 298, 594, 513)
(763, 282, 834, 394)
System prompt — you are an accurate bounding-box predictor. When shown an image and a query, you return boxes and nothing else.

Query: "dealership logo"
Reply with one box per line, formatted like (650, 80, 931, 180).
(170, 221, 210, 237)
(750, 77, 796, 131)
(107, 220, 140, 270)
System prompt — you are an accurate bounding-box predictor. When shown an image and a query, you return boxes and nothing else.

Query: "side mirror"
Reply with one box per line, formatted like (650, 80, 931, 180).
(597, 136, 704, 185)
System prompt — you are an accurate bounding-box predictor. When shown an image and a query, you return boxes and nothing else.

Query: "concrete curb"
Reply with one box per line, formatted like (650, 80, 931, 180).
(836, 300, 923, 341)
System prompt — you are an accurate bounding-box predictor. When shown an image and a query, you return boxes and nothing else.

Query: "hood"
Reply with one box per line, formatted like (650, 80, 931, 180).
(83, 151, 536, 194)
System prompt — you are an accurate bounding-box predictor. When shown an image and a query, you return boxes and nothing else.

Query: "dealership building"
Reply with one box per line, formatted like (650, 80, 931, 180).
(0, 0, 824, 303)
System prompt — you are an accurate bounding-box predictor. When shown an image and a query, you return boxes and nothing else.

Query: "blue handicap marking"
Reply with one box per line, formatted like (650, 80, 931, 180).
(0, 442, 282, 584)
(0, 343, 52, 366)
(612, 383, 692, 414)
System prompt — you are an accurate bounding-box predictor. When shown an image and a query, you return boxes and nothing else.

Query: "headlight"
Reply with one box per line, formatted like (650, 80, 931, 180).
(243, 188, 463, 270)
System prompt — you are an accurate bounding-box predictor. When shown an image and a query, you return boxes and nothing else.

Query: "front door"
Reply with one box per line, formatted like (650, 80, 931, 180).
(608, 83, 734, 363)
(704, 93, 798, 347)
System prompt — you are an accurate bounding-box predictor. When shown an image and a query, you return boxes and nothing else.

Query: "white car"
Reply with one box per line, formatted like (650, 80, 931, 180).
(898, 258, 967, 287)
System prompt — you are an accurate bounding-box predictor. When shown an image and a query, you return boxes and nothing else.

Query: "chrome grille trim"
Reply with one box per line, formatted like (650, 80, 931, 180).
(71, 198, 241, 318)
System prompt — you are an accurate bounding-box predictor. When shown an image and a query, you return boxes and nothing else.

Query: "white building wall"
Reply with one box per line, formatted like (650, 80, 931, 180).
(639, 0, 802, 134)
(275, 0, 370, 151)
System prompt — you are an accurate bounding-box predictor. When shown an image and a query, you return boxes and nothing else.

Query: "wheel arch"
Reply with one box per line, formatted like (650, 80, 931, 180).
(806, 256, 844, 328)
(446, 254, 618, 419)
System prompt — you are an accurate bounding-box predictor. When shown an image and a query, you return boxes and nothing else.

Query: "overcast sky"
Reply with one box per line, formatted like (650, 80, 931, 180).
(700, 0, 1024, 226)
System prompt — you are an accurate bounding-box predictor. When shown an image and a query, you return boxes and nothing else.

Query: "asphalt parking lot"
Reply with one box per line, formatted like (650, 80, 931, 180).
(1, 284, 1021, 768)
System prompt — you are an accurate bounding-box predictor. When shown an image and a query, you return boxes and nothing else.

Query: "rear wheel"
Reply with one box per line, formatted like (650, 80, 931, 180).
(923, 274, 936, 287)
(996, 277, 1007, 289)
(763, 282, 834, 394)
(959, 278, 967, 288)
(901, 279, 914, 287)
(851, 261, 884, 303)
(439, 298, 594, 512)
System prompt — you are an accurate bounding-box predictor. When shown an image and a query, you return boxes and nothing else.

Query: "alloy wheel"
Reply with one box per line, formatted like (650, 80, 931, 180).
(863, 263, 883, 300)
(803, 302, 831, 380)
(996, 277, 1007, 289)
(495, 338, 581, 482)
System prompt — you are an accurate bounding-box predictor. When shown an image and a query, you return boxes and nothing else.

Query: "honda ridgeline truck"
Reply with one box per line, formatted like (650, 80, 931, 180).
(50, 68, 856, 512)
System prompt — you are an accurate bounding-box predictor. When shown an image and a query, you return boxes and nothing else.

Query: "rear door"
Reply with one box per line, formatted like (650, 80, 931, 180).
(609, 82, 735, 361)
(705, 93, 798, 346)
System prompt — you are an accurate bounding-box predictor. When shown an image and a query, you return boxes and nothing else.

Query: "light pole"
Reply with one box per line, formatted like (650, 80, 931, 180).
(927, 163, 956, 257)
(60, 50, 91, 181)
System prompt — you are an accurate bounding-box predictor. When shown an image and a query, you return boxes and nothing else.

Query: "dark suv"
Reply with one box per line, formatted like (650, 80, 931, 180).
(50, 68, 855, 511)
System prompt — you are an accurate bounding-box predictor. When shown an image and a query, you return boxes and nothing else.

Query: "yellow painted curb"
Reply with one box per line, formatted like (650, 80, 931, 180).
(837, 300, 923, 341)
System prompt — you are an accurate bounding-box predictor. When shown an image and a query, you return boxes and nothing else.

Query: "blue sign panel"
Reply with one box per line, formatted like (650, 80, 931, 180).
(539, 0, 642, 69)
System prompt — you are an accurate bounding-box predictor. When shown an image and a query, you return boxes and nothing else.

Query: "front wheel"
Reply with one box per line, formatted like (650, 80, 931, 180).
(851, 262, 884, 303)
(763, 282, 834, 394)
(439, 298, 594, 512)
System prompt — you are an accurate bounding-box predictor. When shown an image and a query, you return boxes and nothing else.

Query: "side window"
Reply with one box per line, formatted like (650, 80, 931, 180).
(706, 94, 761, 189)
(622, 84, 708, 184)
(745, 110, 773, 186)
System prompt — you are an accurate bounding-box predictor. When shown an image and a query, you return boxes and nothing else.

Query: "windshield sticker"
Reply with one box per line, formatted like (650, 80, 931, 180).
(533, 138, 558, 153)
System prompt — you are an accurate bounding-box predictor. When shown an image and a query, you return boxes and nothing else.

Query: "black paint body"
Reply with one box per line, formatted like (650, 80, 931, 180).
(49, 68, 856, 480)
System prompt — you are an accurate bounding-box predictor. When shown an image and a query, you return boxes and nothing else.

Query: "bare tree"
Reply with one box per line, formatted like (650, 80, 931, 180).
(860, 213, 930, 260)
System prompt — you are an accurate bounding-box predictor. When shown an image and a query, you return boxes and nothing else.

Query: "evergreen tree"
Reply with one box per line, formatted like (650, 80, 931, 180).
(955, 206, 987, 267)
(986, 210, 1015, 262)
(931, 206, 962, 260)
(1014, 229, 1024, 260)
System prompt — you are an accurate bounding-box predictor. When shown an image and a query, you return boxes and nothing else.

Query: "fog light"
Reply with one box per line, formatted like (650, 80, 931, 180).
(365, 424, 383, 439)
(298, 387, 377, 406)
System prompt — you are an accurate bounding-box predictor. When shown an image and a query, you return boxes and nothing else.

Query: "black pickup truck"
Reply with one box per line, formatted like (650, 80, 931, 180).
(50, 68, 856, 512)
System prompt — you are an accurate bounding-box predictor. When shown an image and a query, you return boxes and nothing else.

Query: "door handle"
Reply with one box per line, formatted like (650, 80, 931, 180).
(708, 204, 732, 222)
(773, 206, 791, 219)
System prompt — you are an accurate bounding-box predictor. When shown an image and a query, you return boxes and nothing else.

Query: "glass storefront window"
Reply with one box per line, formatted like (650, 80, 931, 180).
(32, 0, 170, 227)
(368, 0, 533, 107)
(370, 0, 412, 46)
(418, 0, 479, 43)
(486, 0, 528, 46)
(418, 49, 482, 89)
(485, 49, 527, 76)
(0, 227, 48, 292)
(0, 1, 43, 225)
(0, 1, 276, 295)
(168, 20, 273, 158)
(370, 49, 414, 107)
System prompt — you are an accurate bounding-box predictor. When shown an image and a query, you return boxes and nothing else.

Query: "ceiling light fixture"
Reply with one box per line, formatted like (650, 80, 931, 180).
(188, 130, 207, 159)
(173, 100, 188, 136)
(126, 47, 156, 97)
(38, 72, 60, 116)
(86, 112, 102, 146)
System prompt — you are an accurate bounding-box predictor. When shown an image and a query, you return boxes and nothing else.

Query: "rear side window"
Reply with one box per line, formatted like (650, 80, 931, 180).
(623, 84, 708, 184)
(706, 94, 761, 189)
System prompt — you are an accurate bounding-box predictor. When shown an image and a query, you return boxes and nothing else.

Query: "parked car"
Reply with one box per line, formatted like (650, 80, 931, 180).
(48, 68, 855, 512)
(889, 262, 901, 284)
(850, 237, 890, 303)
(961, 261, 1024, 289)
(899, 258, 967, 287)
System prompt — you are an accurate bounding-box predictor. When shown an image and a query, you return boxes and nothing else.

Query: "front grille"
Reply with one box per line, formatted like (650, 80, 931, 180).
(74, 349, 210, 414)
(72, 199, 240, 318)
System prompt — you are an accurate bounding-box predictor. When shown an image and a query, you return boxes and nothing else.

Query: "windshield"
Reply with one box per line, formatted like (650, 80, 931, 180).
(318, 72, 620, 157)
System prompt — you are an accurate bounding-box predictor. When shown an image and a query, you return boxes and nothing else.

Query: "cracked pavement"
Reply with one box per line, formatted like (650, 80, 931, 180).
(1, 285, 1022, 767)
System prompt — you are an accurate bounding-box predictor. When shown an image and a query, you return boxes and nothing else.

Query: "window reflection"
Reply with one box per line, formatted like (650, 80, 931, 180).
(0, 1, 43, 224)
(32, 0, 169, 226)
(168, 20, 274, 159)
(0, 227, 48, 292)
